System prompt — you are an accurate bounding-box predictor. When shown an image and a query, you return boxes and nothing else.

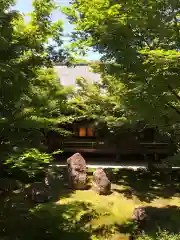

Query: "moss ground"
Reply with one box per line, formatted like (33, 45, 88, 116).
(1, 167, 180, 239)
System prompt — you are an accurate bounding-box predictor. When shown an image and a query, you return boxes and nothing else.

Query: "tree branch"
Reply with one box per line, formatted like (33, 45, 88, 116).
(166, 102, 180, 117)
(167, 84, 180, 102)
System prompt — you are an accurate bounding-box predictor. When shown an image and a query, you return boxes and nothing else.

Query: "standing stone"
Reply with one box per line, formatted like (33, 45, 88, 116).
(67, 153, 87, 190)
(92, 168, 111, 195)
(132, 206, 147, 229)
(25, 182, 50, 203)
(44, 169, 54, 187)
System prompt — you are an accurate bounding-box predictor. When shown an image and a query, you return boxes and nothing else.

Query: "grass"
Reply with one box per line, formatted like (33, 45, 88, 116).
(1, 167, 180, 239)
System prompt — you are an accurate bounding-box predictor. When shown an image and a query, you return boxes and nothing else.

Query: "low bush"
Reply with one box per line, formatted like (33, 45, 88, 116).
(137, 231, 180, 240)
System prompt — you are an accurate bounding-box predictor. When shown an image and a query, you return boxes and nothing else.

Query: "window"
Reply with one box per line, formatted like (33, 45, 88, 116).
(78, 127, 95, 137)
(79, 128, 86, 137)
(87, 128, 94, 137)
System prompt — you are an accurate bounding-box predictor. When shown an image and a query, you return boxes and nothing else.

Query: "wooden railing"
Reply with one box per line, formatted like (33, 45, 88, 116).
(61, 141, 172, 154)
(62, 141, 97, 149)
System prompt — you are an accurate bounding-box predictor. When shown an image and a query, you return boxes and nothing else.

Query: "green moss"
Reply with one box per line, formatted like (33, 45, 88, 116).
(1, 168, 180, 239)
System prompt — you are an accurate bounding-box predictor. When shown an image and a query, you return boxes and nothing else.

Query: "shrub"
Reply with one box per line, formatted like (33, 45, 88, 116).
(4, 148, 53, 182)
(137, 230, 180, 240)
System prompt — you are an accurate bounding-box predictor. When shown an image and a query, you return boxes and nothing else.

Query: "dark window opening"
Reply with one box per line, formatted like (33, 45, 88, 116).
(138, 128, 154, 142)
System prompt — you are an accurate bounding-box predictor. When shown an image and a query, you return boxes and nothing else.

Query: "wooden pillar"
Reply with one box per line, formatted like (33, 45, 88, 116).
(115, 154, 120, 161)
(154, 153, 158, 162)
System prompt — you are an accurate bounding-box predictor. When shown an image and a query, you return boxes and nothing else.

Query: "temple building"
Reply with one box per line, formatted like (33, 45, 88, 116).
(46, 64, 175, 161)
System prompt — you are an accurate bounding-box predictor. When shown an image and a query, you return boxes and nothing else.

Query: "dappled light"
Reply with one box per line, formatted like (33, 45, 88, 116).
(1, 0, 180, 239)
(109, 169, 180, 202)
(117, 205, 180, 238)
(1, 166, 180, 239)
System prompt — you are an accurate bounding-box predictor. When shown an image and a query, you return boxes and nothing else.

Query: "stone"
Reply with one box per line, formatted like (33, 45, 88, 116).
(132, 206, 147, 229)
(92, 168, 111, 195)
(67, 153, 87, 190)
(25, 182, 50, 203)
(0, 178, 22, 193)
(44, 167, 60, 186)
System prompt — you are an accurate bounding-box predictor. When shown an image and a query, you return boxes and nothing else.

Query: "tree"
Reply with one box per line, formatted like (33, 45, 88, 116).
(63, 0, 180, 144)
(0, 0, 72, 179)
(70, 75, 128, 129)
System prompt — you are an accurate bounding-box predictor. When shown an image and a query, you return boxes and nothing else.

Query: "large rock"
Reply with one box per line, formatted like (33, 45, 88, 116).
(132, 206, 147, 229)
(25, 182, 50, 203)
(92, 168, 111, 195)
(67, 153, 87, 190)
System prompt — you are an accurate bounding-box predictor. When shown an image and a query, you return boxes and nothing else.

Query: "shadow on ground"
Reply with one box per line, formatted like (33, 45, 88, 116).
(0, 166, 97, 240)
(0, 197, 95, 239)
(2, 166, 180, 239)
(47, 166, 72, 201)
(117, 205, 180, 238)
(104, 168, 180, 202)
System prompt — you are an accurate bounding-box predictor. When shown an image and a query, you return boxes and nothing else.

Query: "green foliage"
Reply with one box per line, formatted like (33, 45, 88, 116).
(137, 231, 180, 240)
(5, 148, 52, 178)
(0, 0, 72, 178)
(63, 0, 180, 57)
(70, 74, 128, 134)
(63, 0, 180, 145)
